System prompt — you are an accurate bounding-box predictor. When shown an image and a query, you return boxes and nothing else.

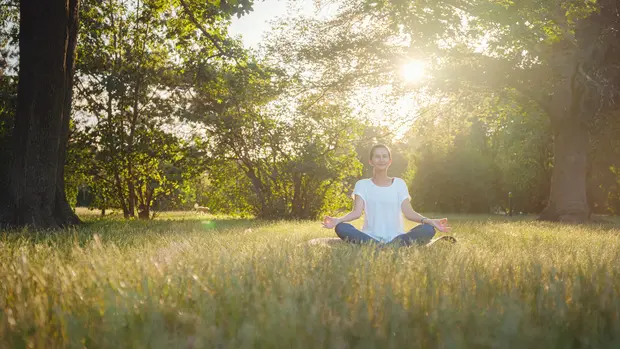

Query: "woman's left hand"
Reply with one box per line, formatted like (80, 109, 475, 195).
(427, 218, 451, 233)
(322, 216, 340, 229)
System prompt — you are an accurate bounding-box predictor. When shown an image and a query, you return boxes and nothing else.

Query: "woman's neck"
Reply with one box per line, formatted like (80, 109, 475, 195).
(372, 170, 391, 184)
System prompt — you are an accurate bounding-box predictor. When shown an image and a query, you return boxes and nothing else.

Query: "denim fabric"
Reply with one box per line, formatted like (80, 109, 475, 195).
(391, 224, 435, 245)
(335, 223, 379, 243)
(335, 222, 435, 246)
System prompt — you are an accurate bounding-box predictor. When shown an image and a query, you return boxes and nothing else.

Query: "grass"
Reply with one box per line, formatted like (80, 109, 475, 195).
(1, 212, 620, 348)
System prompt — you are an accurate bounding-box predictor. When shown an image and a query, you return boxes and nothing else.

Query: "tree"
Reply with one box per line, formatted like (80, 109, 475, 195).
(201, 102, 364, 219)
(0, 0, 255, 228)
(271, 0, 620, 222)
(399, 86, 555, 214)
(73, 0, 205, 219)
(183, 49, 363, 219)
(489, 99, 553, 214)
(0, 0, 81, 228)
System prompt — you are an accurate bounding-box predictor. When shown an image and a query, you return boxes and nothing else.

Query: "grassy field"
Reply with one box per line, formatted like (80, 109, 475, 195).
(1, 212, 620, 348)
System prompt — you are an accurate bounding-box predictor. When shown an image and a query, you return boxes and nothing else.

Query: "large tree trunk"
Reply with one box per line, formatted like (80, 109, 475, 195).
(538, 59, 591, 222)
(538, 115, 590, 222)
(4, 0, 82, 228)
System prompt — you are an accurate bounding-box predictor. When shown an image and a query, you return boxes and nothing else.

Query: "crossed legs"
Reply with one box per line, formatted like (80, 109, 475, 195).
(335, 223, 436, 246)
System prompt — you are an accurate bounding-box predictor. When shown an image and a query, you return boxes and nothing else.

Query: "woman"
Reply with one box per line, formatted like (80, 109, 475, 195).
(322, 144, 451, 246)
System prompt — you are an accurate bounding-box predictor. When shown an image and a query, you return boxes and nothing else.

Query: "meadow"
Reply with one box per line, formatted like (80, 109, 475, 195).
(1, 211, 620, 349)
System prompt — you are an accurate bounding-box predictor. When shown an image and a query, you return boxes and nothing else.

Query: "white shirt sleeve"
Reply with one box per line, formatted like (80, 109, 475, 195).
(397, 178, 411, 204)
(352, 180, 366, 202)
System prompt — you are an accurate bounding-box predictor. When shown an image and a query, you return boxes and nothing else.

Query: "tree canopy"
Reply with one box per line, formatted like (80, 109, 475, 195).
(266, 0, 620, 221)
(1, 0, 620, 225)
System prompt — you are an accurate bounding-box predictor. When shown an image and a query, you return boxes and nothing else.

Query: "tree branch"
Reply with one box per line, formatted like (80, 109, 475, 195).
(178, 0, 245, 69)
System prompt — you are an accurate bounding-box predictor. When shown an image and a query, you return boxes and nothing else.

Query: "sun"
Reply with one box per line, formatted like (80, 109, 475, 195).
(400, 60, 426, 83)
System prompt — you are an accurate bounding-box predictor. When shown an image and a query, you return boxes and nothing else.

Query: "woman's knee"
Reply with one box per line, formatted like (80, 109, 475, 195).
(335, 223, 359, 241)
(422, 223, 436, 237)
(335, 222, 352, 234)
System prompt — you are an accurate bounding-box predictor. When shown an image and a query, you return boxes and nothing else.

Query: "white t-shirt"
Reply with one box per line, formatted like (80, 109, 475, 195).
(352, 177, 411, 243)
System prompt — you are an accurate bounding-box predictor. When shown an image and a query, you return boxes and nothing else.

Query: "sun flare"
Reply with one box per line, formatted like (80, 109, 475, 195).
(401, 60, 426, 82)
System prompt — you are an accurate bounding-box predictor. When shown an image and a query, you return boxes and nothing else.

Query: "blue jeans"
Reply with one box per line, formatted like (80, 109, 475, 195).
(335, 222, 436, 246)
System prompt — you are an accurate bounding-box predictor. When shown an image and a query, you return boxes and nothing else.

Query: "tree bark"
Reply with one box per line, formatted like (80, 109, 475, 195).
(538, 116, 590, 222)
(536, 0, 620, 222)
(138, 186, 154, 220)
(240, 160, 268, 218)
(113, 170, 131, 219)
(55, 0, 81, 226)
(538, 58, 590, 222)
(3, 0, 82, 228)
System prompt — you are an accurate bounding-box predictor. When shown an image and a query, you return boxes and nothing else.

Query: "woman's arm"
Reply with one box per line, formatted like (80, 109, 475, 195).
(401, 198, 452, 233)
(401, 198, 426, 223)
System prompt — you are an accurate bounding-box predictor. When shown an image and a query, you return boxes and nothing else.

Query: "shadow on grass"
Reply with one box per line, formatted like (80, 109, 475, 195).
(0, 216, 263, 249)
(81, 216, 257, 232)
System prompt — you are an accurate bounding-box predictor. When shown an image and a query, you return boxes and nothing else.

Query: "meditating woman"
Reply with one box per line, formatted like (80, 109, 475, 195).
(322, 144, 451, 245)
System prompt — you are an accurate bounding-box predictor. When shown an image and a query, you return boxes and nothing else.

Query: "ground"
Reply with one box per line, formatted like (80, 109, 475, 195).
(1, 211, 620, 348)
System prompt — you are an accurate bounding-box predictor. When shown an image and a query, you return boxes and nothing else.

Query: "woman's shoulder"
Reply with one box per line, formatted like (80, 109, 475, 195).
(393, 177, 408, 186)
(355, 178, 372, 186)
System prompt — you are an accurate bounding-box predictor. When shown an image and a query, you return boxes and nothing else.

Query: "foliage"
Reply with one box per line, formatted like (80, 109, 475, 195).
(489, 99, 553, 214)
(0, 0, 18, 214)
(196, 96, 365, 219)
(200, 161, 256, 217)
(64, 121, 93, 209)
(589, 112, 620, 214)
(179, 29, 365, 220)
(0, 0, 18, 75)
(402, 92, 553, 214)
(406, 120, 500, 213)
(69, 0, 250, 219)
(269, 0, 620, 220)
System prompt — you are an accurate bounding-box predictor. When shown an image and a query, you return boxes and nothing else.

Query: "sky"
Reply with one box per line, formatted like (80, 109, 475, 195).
(228, 0, 316, 50)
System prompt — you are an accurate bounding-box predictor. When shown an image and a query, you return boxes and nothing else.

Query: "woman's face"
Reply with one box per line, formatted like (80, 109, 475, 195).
(369, 147, 391, 170)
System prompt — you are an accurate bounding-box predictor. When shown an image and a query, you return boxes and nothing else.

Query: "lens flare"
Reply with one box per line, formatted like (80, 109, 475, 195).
(401, 60, 426, 82)
(200, 220, 216, 229)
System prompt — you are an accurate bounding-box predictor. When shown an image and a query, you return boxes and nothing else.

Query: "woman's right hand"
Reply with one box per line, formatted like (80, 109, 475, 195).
(427, 218, 451, 233)
(322, 216, 340, 229)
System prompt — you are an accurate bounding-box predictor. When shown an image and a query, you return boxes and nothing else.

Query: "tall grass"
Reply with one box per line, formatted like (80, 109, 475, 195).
(1, 214, 619, 348)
